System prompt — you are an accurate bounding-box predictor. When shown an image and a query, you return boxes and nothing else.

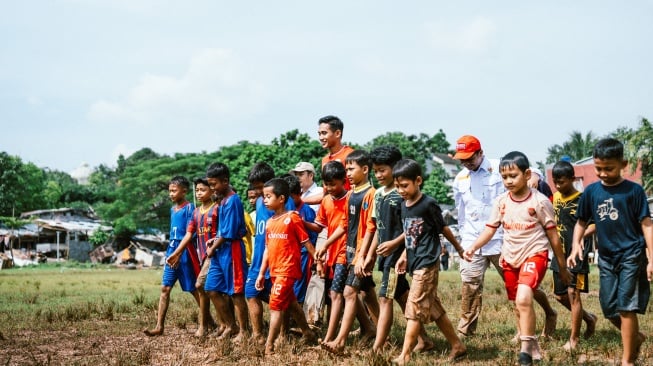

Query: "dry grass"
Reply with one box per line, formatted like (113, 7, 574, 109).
(0, 263, 651, 365)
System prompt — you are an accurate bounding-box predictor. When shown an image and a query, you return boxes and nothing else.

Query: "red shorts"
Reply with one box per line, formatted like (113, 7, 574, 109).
(501, 250, 549, 301)
(269, 276, 297, 311)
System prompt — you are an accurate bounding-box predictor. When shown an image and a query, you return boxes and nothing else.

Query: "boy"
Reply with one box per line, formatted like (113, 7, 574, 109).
(568, 138, 653, 366)
(363, 145, 437, 353)
(321, 150, 379, 355)
(551, 160, 597, 351)
(204, 163, 249, 343)
(392, 159, 466, 365)
(144, 176, 200, 337)
(310, 161, 349, 344)
(463, 152, 570, 366)
(255, 178, 317, 355)
(166, 177, 218, 337)
(283, 174, 318, 306)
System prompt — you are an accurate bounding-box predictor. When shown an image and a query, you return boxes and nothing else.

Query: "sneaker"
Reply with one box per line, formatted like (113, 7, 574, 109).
(518, 352, 533, 366)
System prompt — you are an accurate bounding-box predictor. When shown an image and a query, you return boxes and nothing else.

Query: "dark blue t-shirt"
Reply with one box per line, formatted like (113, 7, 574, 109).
(401, 194, 445, 274)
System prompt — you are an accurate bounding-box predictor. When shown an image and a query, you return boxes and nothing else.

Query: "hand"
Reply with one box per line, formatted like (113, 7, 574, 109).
(206, 238, 216, 248)
(559, 267, 571, 287)
(376, 242, 392, 257)
(395, 256, 407, 275)
(255, 275, 265, 291)
(462, 249, 475, 262)
(206, 246, 215, 258)
(315, 248, 326, 262)
(647, 262, 653, 282)
(566, 245, 581, 268)
(354, 262, 365, 277)
(363, 255, 375, 275)
(166, 253, 180, 269)
(316, 261, 325, 278)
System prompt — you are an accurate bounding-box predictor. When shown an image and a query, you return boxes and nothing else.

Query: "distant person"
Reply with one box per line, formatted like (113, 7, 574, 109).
(550, 161, 597, 351)
(392, 159, 466, 365)
(165, 177, 218, 337)
(440, 244, 450, 271)
(317, 115, 354, 192)
(568, 138, 653, 366)
(292, 161, 322, 212)
(255, 178, 317, 355)
(144, 176, 200, 337)
(452, 135, 559, 340)
(243, 185, 256, 265)
(463, 151, 570, 366)
(204, 163, 249, 343)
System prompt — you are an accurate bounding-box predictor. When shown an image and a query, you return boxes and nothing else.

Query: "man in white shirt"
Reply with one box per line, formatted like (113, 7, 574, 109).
(292, 161, 322, 213)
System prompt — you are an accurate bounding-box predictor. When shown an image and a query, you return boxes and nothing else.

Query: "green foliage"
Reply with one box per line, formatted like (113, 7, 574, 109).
(613, 117, 653, 194)
(0, 152, 47, 216)
(88, 230, 110, 247)
(545, 130, 599, 164)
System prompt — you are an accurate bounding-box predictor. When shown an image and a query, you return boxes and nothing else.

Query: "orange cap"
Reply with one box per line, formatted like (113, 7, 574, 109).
(453, 135, 481, 160)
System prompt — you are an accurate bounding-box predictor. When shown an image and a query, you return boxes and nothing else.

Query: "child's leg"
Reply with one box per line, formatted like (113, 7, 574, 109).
(144, 285, 173, 336)
(435, 313, 467, 361)
(373, 296, 393, 352)
(354, 293, 376, 336)
(231, 293, 250, 342)
(396, 290, 433, 352)
(288, 300, 317, 342)
(323, 290, 344, 343)
(247, 297, 266, 343)
(265, 309, 283, 355)
(515, 284, 542, 360)
(323, 285, 359, 352)
(195, 288, 212, 336)
(209, 291, 238, 338)
(620, 312, 644, 366)
(361, 286, 380, 327)
(392, 319, 422, 365)
(533, 287, 557, 338)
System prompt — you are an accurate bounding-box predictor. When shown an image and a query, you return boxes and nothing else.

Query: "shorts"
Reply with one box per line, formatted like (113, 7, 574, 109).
(269, 276, 297, 311)
(405, 264, 445, 323)
(459, 253, 502, 283)
(162, 241, 199, 292)
(245, 274, 272, 302)
(293, 251, 313, 304)
(598, 250, 650, 319)
(204, 240, 248, 295)
(552, 270, 589, 296)
(195, 258, 211, 289)
(344, 265, 375, 292)
(502, 250, 548, 301)
(326, 263, 348, 294)
(379, 266, 409, 299)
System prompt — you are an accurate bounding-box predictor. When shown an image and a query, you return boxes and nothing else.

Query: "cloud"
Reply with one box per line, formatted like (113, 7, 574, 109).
(109, 143, 135, 167)
(424, 16, 497, 53)
(88, 48, 267, 127)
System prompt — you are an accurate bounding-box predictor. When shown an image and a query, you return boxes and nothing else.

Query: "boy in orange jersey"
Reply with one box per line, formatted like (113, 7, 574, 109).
(166, 177, 218, 337)
(255, 178, 317, 355)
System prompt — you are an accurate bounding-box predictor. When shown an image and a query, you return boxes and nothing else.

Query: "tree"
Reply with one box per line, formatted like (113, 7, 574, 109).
(0, 152, 47, 216)
(612, 118, 653, 194)
(545, 131, 598, 163)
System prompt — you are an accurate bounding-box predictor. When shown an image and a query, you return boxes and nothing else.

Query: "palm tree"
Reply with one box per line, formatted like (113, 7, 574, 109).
(546, 130, 598, 163)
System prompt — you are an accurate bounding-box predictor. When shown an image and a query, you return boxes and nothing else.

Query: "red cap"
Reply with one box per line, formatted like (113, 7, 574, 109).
(453, 135, 481, 160)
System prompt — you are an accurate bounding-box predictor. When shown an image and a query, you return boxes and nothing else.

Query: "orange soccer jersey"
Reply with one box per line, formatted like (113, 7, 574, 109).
(265, 211, 309, 280)
(322, 145, 354, 190)
(315, 191, 349, 268)
(343, 183, 376, 265)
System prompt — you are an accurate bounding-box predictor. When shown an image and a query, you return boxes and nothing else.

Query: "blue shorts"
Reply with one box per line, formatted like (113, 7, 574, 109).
(204, 241, 248, 296)
(245, 269, 272, 301)
(162, 241, 198, 292)
(328, 263, 348, 294)
(379, 265, 409, 299)
(344, 265, 375, 292)
(293, 251, 313, 304)
(598, 250, 650, 319)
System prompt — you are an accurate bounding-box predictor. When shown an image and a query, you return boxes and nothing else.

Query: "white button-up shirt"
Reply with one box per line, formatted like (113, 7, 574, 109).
(452, 157, 504, 255)
(301, 182, 321, 213)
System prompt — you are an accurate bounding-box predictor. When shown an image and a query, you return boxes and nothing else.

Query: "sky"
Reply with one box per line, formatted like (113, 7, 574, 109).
(2, 1, 652, 174)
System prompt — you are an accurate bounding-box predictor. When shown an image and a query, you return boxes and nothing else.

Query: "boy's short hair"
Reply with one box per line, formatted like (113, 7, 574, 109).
(206, 163, 230, 180)
(322, 161, 346, 182)
(345, 149, 372, 169)
(318, 115, 344, 133)
(370, 145, 403, 167)
(247, 183, 256, 192)
(248, 162, 275, 184)
(392, 159, 422, 181)
(500, 151, 530, 173)
(193, 177, 210, 187)
(593, 138, 624, 160)
(170, 175, 190, 190)
(282, 174, 302, 195)
(552, 161, 575, 180)
(264, 177, 289, 201)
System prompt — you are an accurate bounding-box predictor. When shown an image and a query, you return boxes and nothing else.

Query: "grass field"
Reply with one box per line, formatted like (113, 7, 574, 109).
(0, 262, 650, 365)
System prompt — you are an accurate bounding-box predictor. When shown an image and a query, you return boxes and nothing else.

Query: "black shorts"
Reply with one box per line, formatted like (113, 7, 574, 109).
(552, 270, 589, 296)
(379, 265, 409, 299)
(344, 265, 375, 292)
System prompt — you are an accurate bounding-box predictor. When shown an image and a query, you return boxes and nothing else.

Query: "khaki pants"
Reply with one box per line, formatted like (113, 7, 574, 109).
(457, 253, 502, 336)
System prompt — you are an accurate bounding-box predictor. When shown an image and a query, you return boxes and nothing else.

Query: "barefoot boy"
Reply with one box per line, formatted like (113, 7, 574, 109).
(550, 160, 597, 351)
(464, 151, 569, 366)
(568, 138, 653, 366)
(144, 176, 200, 336)
(255, 178, 317, 355)
(392, 159, 466, 365)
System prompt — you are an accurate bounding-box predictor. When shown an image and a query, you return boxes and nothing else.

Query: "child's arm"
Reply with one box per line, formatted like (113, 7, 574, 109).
(355, 231, 375, 277)
(303, 220, 323, 233)
(314, 226, 345, 261)
(363, 231, 380, 275)
(442, 226, 464, 258)
(546, 227, 570, 286)
(395, 248, 408, 275)
(166, 231, 193, 268)
(255, 248, 269, 290)
(303, 191, 324, 206)
(302, 240, 316, 260)
(641, 216, 653, 281)
(462, 226, 498, 261)
(567, 219, 589, 267)
(206, 237, 227, 258)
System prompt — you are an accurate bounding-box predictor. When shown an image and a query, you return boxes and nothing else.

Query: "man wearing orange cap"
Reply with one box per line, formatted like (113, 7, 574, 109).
(452, 135, 558, 339)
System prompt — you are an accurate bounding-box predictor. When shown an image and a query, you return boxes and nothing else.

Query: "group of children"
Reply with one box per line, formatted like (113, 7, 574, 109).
(144, 118, 652, 366)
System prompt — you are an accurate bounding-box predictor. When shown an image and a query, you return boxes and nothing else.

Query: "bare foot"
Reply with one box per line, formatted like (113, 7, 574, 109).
(232, 332, 247, 344)
(542, 311, 557, 338)
(143, 327, 163, 337)
(391, 354, 410, 365)
(302, 329, 318, 344)
(631, 332, 646, 363)
(217, 325, 238, 340)
(584, 313, 597, 339)
(250, 333, 266, 346)
(414, 338, 435, 353)
(265, 342, 275, 355)
(448, 343, 467, 362)
(511, 332, 521, 344)
(321, 340, 346, 356)
(562, 339, 578, 352)
(195, 326, 208, 337)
